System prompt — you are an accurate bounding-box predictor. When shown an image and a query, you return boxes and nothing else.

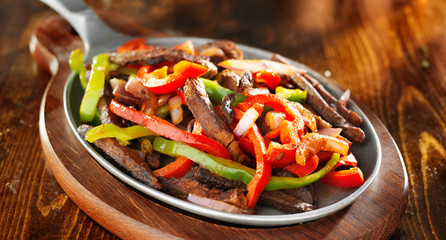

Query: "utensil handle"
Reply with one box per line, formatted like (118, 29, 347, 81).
(41, 0, 133, 60)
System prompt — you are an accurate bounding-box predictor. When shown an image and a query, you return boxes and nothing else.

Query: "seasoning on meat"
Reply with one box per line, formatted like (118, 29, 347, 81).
(77, 124, 161, 189)
(291, 73, 366, 143)
(184, 77, 253, 166)
(108, 46, 218, 78)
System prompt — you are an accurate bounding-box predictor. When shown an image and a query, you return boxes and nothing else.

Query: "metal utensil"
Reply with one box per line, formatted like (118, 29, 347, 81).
(41, 0, 134, 60)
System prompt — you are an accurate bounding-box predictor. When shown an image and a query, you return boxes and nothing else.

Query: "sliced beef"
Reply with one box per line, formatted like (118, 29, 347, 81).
(158, 176, 250, 211)
(192, 166, 317, 213)
(221, 94, 235, 124)
(139, 150, 161, 170)
(291, 74, 365, 143)
(303, 74, 362, 126)
(196, 40, 243, 64)
(78, 124, 161, 189)
(108, 46, 218, 78)
(219, 69, 253, 93)
(270, 53, 291, 65)
(259, 191, 317, 214)
(158, 177, 221, 200)
(184, 77, 253, 166)
(96, 82, 123, 126)
(217, 188, 248, 210)
(192, 166, 247, 191)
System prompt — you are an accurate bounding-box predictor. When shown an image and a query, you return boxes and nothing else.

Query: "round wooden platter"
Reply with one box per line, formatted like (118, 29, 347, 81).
(33, 16, 408, 240)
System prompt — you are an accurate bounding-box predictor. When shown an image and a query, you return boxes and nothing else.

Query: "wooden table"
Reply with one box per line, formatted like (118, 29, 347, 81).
(1, 0, 445, 239)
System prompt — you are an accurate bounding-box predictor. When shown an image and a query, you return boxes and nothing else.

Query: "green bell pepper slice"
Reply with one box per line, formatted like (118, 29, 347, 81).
(275, 86, 307, 103)
(153, 136, 339, 191)
(85, 124, 157, 146)
(69, 49, 88, 89)
(79, 53, 109, 123)
(201, 78, 246, 106)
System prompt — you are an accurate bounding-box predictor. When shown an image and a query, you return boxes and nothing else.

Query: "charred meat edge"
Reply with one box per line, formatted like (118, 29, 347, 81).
(195, 39, 244, 64)
(192, 166, 317, 213)
(183, 77, 253, 166)
(158, 177, 250, 212)
(78, 124, 161, 189)
(291, 74, 365, 143)
(108, 46, 218, 79)
(303, 73, 362, 127)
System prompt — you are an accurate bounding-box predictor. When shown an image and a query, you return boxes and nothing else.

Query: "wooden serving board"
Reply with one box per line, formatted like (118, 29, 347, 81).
(33, 16, 408, 240)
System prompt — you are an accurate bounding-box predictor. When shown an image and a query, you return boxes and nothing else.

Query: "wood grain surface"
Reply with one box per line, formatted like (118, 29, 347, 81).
(1, 0, 445, 239)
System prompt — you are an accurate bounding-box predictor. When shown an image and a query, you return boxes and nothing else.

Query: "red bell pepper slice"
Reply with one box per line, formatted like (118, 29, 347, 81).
(319, 152, 358, 170)
(175, 89, 187, 105)
(244, 94, 300, 121)
(236, 136, 256, 157)
(232, 106, 270, 208)
(109, 100, 231, 159)
(139, 60, 208, 94)
(253, 70, 281, 91)
(321, 167, 364, 188)
(245, 124, 270, 208)
(153, 156, 195, 179)
(152, 121, 204, 179)
(174, 40, 196, 55)
(266, 142, 297, 168)
(279, 120, 303, 145)
(117, 38, 154, 53)
(283, 155, 319, 178)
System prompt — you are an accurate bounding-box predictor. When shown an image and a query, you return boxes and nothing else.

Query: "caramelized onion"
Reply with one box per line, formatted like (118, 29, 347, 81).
(169, 95, 183, 125)
(317, 128, 343, 137)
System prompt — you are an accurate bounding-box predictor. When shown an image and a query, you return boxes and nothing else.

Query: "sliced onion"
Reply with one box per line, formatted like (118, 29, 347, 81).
(317, 128, 343, 137)
(158, 93, 174, 107)
(265, 111, 286, 130)
(141, 97, 158, 116)
(125, 75, 157, 100)
(233, 107, 260, 137)
(140, 138, 153, 154)
(110, 78, 141, 105)
(187, 194, 254, 214)
(338, 89, 351, 107)
(169, 95, 183, 125)
(110, 78, 126, 90)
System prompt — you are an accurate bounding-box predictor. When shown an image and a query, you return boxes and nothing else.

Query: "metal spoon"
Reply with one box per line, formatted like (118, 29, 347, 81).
(41, 0, 134, 61)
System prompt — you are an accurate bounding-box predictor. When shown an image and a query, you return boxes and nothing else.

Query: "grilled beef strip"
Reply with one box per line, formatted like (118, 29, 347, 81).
(184, 77, 253, 166)
(158, 177, 221, 200)
(196, 40, 243, 64)
(274, 169, 318, 205)
(218, 70, 270, 97)
(192, 166, 247, 191)
(221, 94, 235, 124)
(291, 74, 365, 143)
(270, 53, 292, 65)
(303, 73, 362, 126)
(219, 69, 253, 93)
(97, 82, 124, 126)
(192, 166, 317, 213)
(158, 177, 249, 210)
(77, 124, 161, 189)
(259, 191, 317, 213)
(108, 46, 218, 78)
(216, 188, 248, 210)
